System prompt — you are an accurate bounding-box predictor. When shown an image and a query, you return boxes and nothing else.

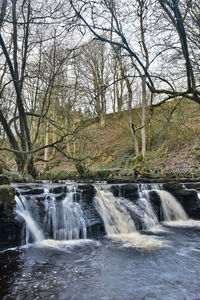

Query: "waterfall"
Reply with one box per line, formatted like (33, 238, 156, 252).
(14, 183, 191, 250)
(15, 186, 87, 244)
(15, 195, 44, 243)
(94, 188, 163, 250)
(94, 187, 160, 233)
(156, 190, 188, 221)
(94, 190, 136, 234)
(137, 188, 159, 229)
(43, 187, 87, 240)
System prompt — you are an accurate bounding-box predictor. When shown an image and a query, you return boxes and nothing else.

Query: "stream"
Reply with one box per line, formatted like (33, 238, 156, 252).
(1, 183, 200, 299)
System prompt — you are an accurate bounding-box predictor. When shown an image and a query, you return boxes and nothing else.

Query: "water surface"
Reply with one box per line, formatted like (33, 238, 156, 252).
(1, 224, 200, 300)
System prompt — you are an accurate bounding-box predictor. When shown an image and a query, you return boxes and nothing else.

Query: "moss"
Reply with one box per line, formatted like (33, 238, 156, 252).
(38, 169, 79, 181)
(0, 175, 10, 185)
(0, 162, 3, 174)
(3, 170, 34, 183)
(0, 185, 15, 212)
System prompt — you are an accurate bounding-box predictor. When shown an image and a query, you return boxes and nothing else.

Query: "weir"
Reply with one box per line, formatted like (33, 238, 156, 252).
(13, 182, 194, 247)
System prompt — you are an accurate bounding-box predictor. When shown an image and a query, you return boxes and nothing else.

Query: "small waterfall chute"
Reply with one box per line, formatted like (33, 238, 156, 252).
(15, 185, 87, 245)
(137, 188, 159, 229)
(15, 195, 44, 243)
(44, 188, 87, 240)
(156, 190, 188, 221)
(94, 190, 137, 234)
(94, 188, 163, 250)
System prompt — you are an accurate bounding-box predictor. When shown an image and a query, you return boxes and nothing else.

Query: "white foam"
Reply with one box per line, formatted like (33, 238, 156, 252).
(108, 233, 164, 251)
(34, 239, 99, 250)
(144, 224, 168, 234)
(163, 219, 200, 228)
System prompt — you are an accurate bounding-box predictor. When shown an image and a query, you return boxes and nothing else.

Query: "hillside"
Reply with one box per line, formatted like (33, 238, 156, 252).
(2, 98, 200, 180)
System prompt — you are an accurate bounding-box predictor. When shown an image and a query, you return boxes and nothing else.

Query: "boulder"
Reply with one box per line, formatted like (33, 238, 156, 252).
(184, 183, 200, 190)
(20, 188, 44, 196)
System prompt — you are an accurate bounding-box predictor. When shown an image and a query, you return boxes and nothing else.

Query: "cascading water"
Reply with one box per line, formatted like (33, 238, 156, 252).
(137, 186, 159, 229)
(4, 182, 200, 300)
(94, 190, 137, 234)
(94, 188, 163, 250)
(43, 187, 87, 240)
(156, 190, 188, 221)
(15, 186, 87, 244)
(15, 195, 44, 243)
(15, 183, 193, 250)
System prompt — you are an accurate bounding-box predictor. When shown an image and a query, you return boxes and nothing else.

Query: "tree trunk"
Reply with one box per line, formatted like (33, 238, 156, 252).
(127, 81, 139, 157)
(141, 76, 146, 158)
(75, 161, 89, 178)
(44, 124, 49, 169)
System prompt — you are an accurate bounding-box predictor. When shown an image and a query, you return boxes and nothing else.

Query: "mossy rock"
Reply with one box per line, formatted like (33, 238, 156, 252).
(0, 162, 3, 174)
(0, 185, 15, 212)
(132, 162, 161, 178)
(0, 175, 10, 185)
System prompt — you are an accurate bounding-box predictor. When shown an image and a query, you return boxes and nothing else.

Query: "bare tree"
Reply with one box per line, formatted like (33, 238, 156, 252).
(69, 0, 200, 104)
(0, 0, 86, 176)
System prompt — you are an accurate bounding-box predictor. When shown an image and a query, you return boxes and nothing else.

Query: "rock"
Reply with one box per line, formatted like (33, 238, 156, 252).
(184, 183, 200, 190)
(0, 219, 22, 249)
(77, 184, 95, 203)
(162, 182, 182, 192)
(50, 186, 66, 194)
(20, 188, 44, 196)
(107, 177, 135, 184)
(87, 223, 105, 238)
(148, 190, 162, 221)
(163, 184, 200, 219)
(109, 184, 139, 201)
(0, 185, 15, 214)
(0, 185, 22, 249)
(0, 175, 10, 185)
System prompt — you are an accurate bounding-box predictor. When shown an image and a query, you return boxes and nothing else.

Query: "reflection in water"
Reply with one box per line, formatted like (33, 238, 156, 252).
(0, 249, 22, 299)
